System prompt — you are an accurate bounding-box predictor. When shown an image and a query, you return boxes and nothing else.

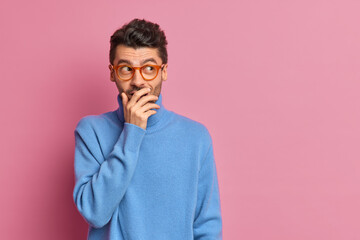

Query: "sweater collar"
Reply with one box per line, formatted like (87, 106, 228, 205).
(116, 92, 168, 129)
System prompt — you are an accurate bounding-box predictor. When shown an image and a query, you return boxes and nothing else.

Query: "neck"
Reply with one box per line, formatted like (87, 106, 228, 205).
(116, 92, 168, 129)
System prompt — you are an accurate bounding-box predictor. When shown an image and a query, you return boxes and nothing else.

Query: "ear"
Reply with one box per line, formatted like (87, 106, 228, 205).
(161, 63, 168, 81)
(109, 64, 115, 82)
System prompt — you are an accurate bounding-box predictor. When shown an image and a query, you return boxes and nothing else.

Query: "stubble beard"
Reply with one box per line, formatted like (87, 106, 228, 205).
(116, 73, 163, 100)
(128, 77, 163, 104)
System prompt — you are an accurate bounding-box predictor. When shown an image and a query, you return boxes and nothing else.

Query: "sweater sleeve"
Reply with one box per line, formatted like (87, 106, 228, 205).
(193, 142, 223, 240)
(72, 118, 146, 229)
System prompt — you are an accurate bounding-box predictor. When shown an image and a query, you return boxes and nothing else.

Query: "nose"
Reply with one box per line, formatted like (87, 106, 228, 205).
(130, 69, 146, 87)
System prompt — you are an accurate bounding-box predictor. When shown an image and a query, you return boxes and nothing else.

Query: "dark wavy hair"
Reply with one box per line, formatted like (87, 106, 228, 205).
(109, 18, 168, 65)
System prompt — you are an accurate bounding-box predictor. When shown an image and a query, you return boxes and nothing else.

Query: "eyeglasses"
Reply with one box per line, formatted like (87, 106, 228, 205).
(110, 64, 165, 81)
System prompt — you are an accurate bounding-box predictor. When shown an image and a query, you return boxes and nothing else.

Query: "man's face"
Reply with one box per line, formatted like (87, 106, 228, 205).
(109, 44, 168, 103)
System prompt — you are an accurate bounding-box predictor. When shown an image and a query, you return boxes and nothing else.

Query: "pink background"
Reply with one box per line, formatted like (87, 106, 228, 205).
(1, 0, 360, 239)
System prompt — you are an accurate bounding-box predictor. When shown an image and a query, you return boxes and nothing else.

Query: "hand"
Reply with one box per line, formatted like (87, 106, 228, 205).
(121, 88, 160, 130)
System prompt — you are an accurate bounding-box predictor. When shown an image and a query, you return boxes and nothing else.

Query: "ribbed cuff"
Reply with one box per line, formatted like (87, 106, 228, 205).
(120, 122, 146, 151)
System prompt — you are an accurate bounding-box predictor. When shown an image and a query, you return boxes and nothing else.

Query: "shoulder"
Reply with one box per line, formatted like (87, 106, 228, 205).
(74, 110, 117, 134)
(169, 111, 213, 145)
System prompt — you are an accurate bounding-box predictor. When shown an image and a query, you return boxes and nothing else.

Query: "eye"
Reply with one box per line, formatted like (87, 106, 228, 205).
(142, 65, 155, 74)
(119, 66, 133, 74)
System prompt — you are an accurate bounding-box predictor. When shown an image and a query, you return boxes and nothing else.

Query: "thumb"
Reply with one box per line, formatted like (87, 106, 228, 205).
(121, 92, 128, 106)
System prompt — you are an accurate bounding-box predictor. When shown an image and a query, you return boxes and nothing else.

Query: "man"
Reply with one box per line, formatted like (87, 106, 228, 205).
(72, 18, 223, 240)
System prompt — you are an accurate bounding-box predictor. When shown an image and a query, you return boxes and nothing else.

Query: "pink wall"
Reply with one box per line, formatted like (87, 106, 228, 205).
(1, 0, 360, 239)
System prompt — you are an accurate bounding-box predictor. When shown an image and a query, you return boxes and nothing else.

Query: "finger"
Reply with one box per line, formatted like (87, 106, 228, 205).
(144, 110, 157, 118)
(135, 94, 159, 107)
(128, 87, 151, 106)
(139, 103, 160, 113)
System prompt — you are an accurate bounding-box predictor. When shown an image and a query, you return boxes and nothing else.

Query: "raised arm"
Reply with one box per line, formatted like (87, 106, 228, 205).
(193, 142, 223, 239)
(72, 117, 146, 228)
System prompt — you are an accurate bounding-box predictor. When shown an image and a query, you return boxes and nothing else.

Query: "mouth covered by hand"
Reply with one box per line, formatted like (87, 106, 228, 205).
(130, 88, 151, 98)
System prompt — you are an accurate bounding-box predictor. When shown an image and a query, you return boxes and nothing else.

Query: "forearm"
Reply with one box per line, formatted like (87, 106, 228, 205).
(73, 122, 146, 228)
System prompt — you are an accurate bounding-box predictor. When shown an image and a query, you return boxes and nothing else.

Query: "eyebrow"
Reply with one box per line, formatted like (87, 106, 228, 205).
(117, 58, 158, 66)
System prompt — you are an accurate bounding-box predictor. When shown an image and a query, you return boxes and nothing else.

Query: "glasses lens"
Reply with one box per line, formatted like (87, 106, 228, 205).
(117, 65, 133, 80)
(141, 65, 158, 80)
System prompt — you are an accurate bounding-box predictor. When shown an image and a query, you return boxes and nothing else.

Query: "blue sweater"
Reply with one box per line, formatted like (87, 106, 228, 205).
(73, 92, 223, 240)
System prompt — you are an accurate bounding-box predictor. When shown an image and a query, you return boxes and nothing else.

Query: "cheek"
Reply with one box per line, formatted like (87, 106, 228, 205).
(117, 82, 129, 90)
